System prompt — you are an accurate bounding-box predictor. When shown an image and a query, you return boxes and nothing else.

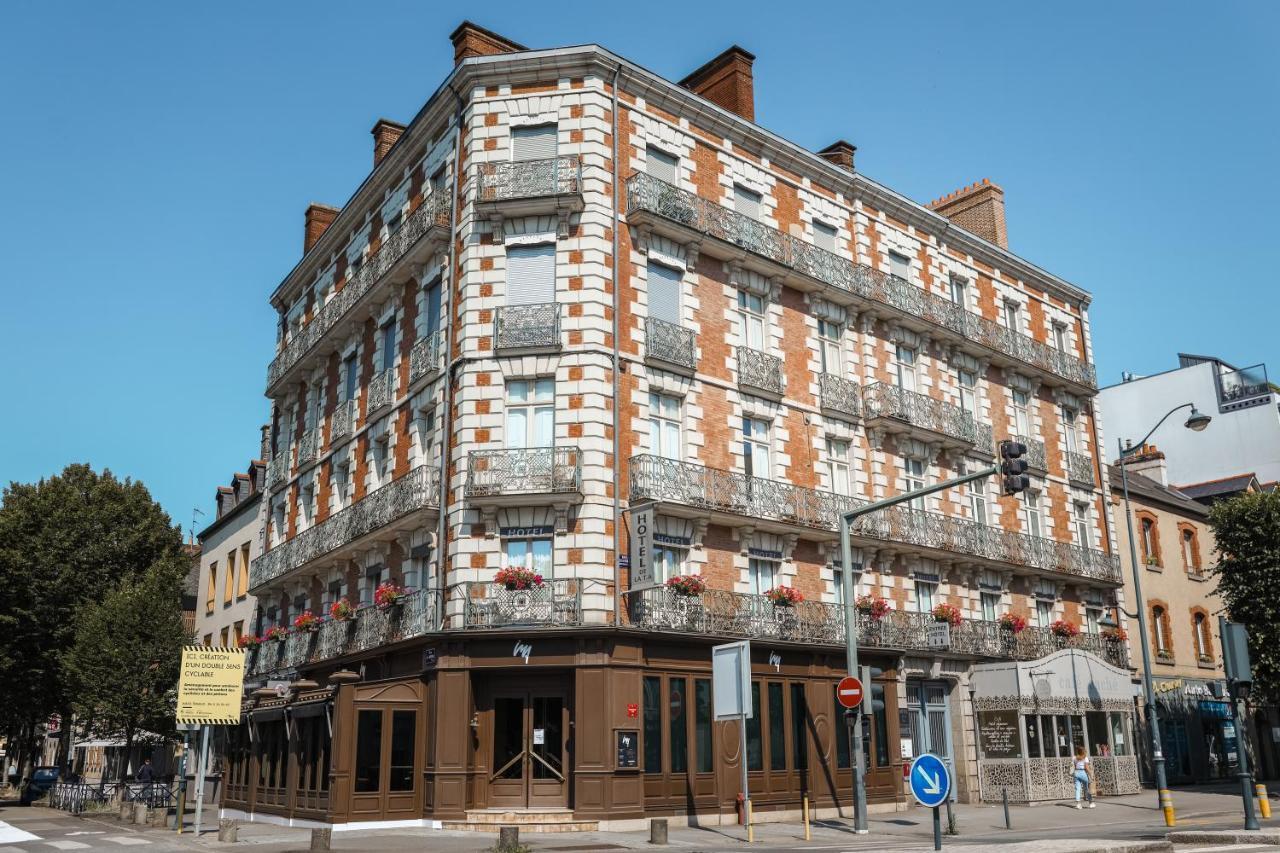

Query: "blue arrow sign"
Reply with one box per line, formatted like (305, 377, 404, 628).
(909, 753, 951, 809)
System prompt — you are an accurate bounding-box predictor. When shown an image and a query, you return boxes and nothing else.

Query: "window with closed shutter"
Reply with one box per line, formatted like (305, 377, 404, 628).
(734, 184, 762, 218)
(512, 124, 558, 161)
(647, 262, 682, 325)
(506, 244, 556, 305)
(647, 146, 679, 184)
(814, 221, 837, 252)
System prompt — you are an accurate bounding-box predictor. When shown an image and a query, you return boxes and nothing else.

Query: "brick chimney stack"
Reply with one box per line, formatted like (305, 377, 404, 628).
(259, 424, 271, 463)
(450, 20, 527, 66)
(817, 140, 856, 172)
(371, 119, 406, 167)
(679, 46, 756, 122)
(1119, 443, 1169, 487)
(928, 178, 1008, 248)
(303, 203, 340, 254)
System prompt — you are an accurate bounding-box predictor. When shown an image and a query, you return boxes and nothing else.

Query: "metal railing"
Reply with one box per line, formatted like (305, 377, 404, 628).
(476, 155, 582, 203)
(1218, 363, 1270, 404)
(466, 447, 582, 498)
(266, 192, 451, 393)
(626, 173, 1096, 389)
(737, 346, 784, 396)
(249, 466, 440, 589)
(296, 428, 321, 466)
(409, 329, 447, 384)
(863, 382, 993, 449)
(266, 452, 288, 489)
(819, 373, 862, 420)
(366, 367, 395, 416)
(330, 399, 357, 443)
(628, 454, 1121, 583)
(462, 579, 582, 628)
(645, 317, 696, 371)
(495, 302, 560, 350)
(1066, 450, 1095, 486)
(1012, 434, 1046, 471)
(48, 782, 112, 814)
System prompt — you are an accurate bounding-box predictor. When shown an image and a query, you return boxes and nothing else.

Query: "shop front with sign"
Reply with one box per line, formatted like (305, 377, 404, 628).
(1152, 677, 1234, 783)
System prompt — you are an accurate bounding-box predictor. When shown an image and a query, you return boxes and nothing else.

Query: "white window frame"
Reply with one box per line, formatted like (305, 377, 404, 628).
(957, 369, 978, 417)
(1012, 389, 1032, 437)
(826, 438, 853, 496)
(914, 579, 936, 614)
(1062, 406, 1080, 454)
(738, 290, 767, 351)
(904, 457, 927, 511)
(646, 145, 679, 184)
(813, 220, 838, 253)
(818, 319, 842, 374)
(649, 393, 683, 461)
(502, 533, 554, 580)
(968, 477, 988, 525)
(1023, 491, 1044, 539)
(748, 557, 776, 596)
(1073, 501, 1092, 548)
(889, 251, 911, 281)
(895, 344, 918, 392)
(506, 378, 555, 449)
(743, 417, 771, 480)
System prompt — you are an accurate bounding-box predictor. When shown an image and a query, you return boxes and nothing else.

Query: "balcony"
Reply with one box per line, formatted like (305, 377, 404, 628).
(495, 302, 560, 352)
(249, 466, 440, 592)
(266, 192, 451, 396)
(366, 367, 395, 416)
(644, 317, 696, 373)
(819, 373, 862, 421)
(863, 383, 993, 451)
(629, 454, 1122, 584)
(623, 587, 1127, 668)
(1012, 435, 1046, 472)
(474, 155, 583, 233)
(1217, 363, 1271, 411)
(330, 399, 357, 444)
(466, 447, 582, 503)
(462, 580, 582, 629)
(266, 452, 288, 490)
(625, 173, 1096, 392)
(296, 428, 321, 467)
(737, 346, 784, 398)
(1066, 450, 1095, 486)
(409, 329, 447, 384)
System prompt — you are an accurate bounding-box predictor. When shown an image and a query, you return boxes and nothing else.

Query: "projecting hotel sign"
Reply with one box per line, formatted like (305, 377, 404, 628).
(628, 503, 656, 590)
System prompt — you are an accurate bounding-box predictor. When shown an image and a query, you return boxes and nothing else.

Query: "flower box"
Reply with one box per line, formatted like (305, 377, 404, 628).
(494, 567, 544, 591)
(931, 603, 962, 626)
(263, 626, 287, 643)
(237, 634, 261, 650)
(329, 597, 355, 622)
(855, 595, 893, 621)
(1050, 619, 1080, 639)
(293, 610, 320, 633)
(765, 586, 803, 607)
(665, 575, 706, 597)
(1101, 626, 1128, 642)
(998, 613, 1027, 634)
(374, 582, 406, 611)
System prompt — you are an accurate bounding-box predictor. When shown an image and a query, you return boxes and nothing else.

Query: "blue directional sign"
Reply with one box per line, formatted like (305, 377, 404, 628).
(909, 753, 951, 808)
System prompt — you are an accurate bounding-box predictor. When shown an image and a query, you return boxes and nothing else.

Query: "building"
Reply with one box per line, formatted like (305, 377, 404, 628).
(195, 432, 268, 648)
(224, 22, 1137, 832)
(182, 542, 201, 640)
(1098, 354, 1280, 488)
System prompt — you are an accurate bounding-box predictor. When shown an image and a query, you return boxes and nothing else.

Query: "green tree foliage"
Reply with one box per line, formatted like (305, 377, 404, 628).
(1209, 490, 1280, 702)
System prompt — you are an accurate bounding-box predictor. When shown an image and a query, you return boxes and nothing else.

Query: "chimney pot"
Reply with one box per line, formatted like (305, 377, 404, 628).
(304, 203, 340, 255)
(928, 179, 1008, 248)
(449, 20, 527, 66)
(679, 45, 756, 122)
(817, 140, 857, 172)
(371, 118, 406, 167)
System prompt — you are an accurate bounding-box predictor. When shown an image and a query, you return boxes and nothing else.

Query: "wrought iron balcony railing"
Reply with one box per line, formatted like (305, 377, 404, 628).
(645, 317, 696, 371)
(462, 580, 582, 629)
(266, 192, 451, 394)
(819, 373, 862, 420)
(249, 466, 440, 590)
(863, 382, 993, 449)
(1066, 450, 1095, 486)
(476, 155, 582, 203)
(625, 173, 1096, 390)
(466, 447, 582, 498)
(629, 454, 1121, 584)
(738, 346, 784, 397)
(296, 428, 321, 467)
(366, 367, 395, 416)
(495, 302, 560, 351)
(1012, 435, 1046, 472)
(266, 452, 288, 489)
(330, 399, 357, 444)
(409, 329, 447, 384)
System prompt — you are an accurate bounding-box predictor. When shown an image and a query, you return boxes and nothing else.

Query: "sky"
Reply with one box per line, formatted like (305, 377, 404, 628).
(1, 1, 1277, 533)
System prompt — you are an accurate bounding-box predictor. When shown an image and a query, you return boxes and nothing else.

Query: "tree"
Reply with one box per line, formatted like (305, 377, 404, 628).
(1209, 490, 1280, 702)
(64, 557, 188, 779)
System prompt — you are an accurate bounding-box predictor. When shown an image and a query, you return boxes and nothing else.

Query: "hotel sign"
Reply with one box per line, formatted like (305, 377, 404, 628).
(629, 503, 656, 590)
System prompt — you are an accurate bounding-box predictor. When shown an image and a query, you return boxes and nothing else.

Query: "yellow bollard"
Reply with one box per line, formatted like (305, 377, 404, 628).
(1256, 784, 1272, 819)
(746, 798, 754, 843)
(803, 795, 811, 841)
(1159, 788, 1176, 827)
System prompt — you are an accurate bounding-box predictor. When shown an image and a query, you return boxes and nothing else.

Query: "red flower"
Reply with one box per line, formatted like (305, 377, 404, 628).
(856, 595, 893, 620)
(931, 603, 963, 626)
(374, 582, 405, 610)
(329, 598, 354, 621)
(665, 575, 706, 596)
(998, 613, 1027, 634)
(1050, 619, 1080, 638)
(765, 586, 804, 606)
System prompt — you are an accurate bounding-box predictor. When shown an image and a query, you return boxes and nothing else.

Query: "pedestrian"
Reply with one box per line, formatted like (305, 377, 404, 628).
(1073, 746, 1095, 809)
(136, 758, 155, 784)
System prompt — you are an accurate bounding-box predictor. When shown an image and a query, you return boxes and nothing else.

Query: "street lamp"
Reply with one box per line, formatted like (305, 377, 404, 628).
(1116, 402, 1211, 822)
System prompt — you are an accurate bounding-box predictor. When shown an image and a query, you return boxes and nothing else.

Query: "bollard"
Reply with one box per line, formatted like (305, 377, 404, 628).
(803, 795, 811, 841)
(1002, 787, 1012, 829)
(309, 827, 331, 851)
(649, 817, 668, 845)
(1256, 784, 1272, 820)
(119, 801, 133, 822)
(499, 826, 519, 848)
(149, 807, 167, 828)
(746, 798, 753, 843)
(218, 819, 238, 842)
(1159, 788, 1176, 827)
(133, 803, 149, 825)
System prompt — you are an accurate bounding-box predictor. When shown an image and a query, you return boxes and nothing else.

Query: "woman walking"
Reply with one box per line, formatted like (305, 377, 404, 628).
(1073, 746, 1095, 809)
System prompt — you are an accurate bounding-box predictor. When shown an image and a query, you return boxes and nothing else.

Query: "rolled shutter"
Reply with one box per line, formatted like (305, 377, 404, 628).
(647, 262, 682, 325)
(734, 185, 761, 217)
(506, 244, 556, 305)
(512, 125, 558, 161)
(646, 147, 679, 184)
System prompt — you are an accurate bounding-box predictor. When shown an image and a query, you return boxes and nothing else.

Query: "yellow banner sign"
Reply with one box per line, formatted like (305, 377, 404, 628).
(176, 646, 247, 725)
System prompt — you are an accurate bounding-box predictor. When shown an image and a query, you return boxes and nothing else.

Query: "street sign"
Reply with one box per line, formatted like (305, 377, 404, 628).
(925, 623, 950, 650)
(836, 676, 864, 710)
(628, 503, 657, 589)
(908, 753, 951, 808)
(176, 645, 247, 725)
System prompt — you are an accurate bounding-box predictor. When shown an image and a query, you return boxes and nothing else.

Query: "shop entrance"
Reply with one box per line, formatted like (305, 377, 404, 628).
(488, 686, 570, 809)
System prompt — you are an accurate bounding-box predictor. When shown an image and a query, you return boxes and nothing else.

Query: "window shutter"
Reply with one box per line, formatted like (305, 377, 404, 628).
(647, 262, 682, 325)
(734, 185, 761, 217)
(506, 244, 556, 305)
(512, 125, 558, 161)
(647, 147, 679, 184)
(814, 221, 837, 252)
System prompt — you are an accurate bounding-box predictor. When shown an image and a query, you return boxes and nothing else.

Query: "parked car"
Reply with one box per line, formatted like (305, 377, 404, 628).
(20, 766, 61, 804)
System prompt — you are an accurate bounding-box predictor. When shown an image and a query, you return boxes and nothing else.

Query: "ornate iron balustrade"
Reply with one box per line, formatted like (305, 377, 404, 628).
(819, 373, 862, 420)
(266, 192, 451, 393)
(366, 368, 395, 415)
(476, 155, 582, 202)
(645, 317, 696, 371)
(296, 429, 321, 466)
(266, 453, 288, 489)
(737, 346, 784, 397)
(466, 447, 581, 498)
(863, 382, 993, 449)
(409, 329, 447, 384)
(249, 466, 440, 590)
(625, 173, 1096, 389)
(1012, 435, 1046, 471)
(495, 302, 560, 351)
(461, 580, 582, 628)
(330, 399, 356, 443)
(1066, 450, 1095, 486)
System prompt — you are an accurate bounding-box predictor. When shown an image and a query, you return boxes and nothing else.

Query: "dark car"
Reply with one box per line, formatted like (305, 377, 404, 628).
(20, 766, 61, 804)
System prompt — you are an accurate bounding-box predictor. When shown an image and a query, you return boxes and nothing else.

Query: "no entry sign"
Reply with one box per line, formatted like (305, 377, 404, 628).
(836, 675, 864, 710)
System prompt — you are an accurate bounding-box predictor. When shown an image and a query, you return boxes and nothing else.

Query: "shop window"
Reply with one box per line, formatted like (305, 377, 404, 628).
(746, 682, 763, 771)
(389, 710, 416, 791)
(642, 674, 712, 777)
(643, 676, 662, 774)
(790, 684, 809, 771)
(670, 677, 688, 774)
(354, 709, 383, 793)
(694, 679, 713, 774)
(768, 682, 786, 771)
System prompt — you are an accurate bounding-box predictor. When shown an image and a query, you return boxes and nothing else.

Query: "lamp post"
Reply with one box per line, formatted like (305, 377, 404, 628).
(1115, 403, 1210, 821)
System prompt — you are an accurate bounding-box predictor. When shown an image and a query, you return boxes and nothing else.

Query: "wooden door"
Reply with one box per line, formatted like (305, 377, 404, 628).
(349, 706, 420, 820)
(488, 688, 569, 809)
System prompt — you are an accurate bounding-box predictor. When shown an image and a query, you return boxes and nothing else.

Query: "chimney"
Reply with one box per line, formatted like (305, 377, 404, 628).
(928, 178, 1008, 248)
(303, 203, 340, 254)
(1119, 443, 1168, 487)
(371, 119, 406, 167)
(259, 424, 271, 462)
(449, 21, 527, 66)
(679, 46, 756, 122)
(818, 140, 856, 172)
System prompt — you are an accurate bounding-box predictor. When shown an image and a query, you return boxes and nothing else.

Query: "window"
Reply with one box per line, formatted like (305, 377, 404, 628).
(1193, 612, 1212, 661)
(1084, 591, 1104, 635)
(790, 683, 808, 771)
(379, 320, 397, 373)
(694, 679, 713, 774)
(1053, 323, 1069, 353)
(747, 682, 764, 771)
(1003, 300, 1021, 333)
(646, 146, 679, 184)
(354, 710, 382, 793)
(1180, 526, 1202, 575)
(429, 165, 446, 197)
(647, 262, 683, 326)
(1023, 491, 1043, 538)
(422, 276, 443, 336)
(506, 244, 556, 305)
(643, 676, 662, 773)
(649, 393, 682, 460)
(818, 320, 842, 374)
(733, 184, 762, 219)
(889, 251, 911, 281)
(826, 439, 853, 496)
(299, 482, 315, 530)
(768, 682, 785, 770)
(239, 543, 251, 598)
(904, 457, 926, 511)
(203, 633, 212, 647)
(372, 434, 391, 485)
(206, 563, 217, 615)
(1062, 406, 1080, 454)
(224, 549, 236, 605)
(654, 543, 686, 584)
(512, 124, 557, 161)
(968, 478, 988, 525)
(833, 547, 863, 606)
(914, 579, 936, 614)
(737, 290, 767, 350)
(949, 276, 967, 307)
(981, 590, 1001, 622)
(670, 677, 687, 774)
(748, 558, 775, 596)
(1073, 502, 1092, 548)
(271, 500, 286, 546)
(334, 461, 352, 509)
(1012, 389, 1032, 437)
(743, 417, 771, 479)
(361, 566, 384, 606)
(504, 535, 554, 580)
(326, 578, 344, 608)
(957, 369, 978, 416)
(389, 710, 416, 791)
(506, 379, 555, 448)
(233, 621, 244, 645)
(1036, 598, 1055, 628)
(894, 344, 917, 392)
(1138, 514, 1161, 566)
(813, 221, 838, 252)
(219, 627, 229, 646)
(1152, 605, 1172, 657)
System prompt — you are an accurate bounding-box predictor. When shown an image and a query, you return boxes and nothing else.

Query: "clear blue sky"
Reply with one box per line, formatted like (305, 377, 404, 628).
(2, 1, 1277, 532)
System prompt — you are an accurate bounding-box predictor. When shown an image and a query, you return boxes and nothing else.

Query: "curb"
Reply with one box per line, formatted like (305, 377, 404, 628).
(1168, 829, 1280, 844)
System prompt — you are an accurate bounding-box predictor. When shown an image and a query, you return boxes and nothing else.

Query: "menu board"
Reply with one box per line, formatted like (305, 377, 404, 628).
(978, 710, 1023, 758)
(616, 729, 639, 769)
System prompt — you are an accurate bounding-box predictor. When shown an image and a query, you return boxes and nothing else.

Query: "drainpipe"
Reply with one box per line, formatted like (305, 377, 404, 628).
(610, 63, 622, 627)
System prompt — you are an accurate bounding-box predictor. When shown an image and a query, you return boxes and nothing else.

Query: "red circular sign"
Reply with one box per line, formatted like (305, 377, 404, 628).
(836, 676, 864, 709)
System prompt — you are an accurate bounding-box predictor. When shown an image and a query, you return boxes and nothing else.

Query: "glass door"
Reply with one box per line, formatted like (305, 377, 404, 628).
(489, 689, 569, 809)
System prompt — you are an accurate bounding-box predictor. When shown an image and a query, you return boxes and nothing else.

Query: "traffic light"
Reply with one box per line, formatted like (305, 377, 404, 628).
(1000, 439, 1030, 495)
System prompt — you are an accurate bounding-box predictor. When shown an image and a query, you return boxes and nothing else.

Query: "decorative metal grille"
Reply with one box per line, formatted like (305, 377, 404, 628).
(1012, 435, 1046, 472)
(366, 368, 395, 415)
(296, 428, 320, 466)
(626, 172, 1096, 389)
(819, 373, 862, 420)
(249, 466, 440, 589)
(1066, 450, 1095, 486)
(476, 155, 582, 202)
(330, 399, 356, 443)
(863, 382, 993, 449)
(463, 580, 581, 628)
(466, 447, 581, 497)
(737, 345, 784, 396)
(266, 192, 451, 393)
(495, 302, 560, 351)
(409, 329, 447, 383)
(644, 317, 696, 371)
(266, 452, 288, 489)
